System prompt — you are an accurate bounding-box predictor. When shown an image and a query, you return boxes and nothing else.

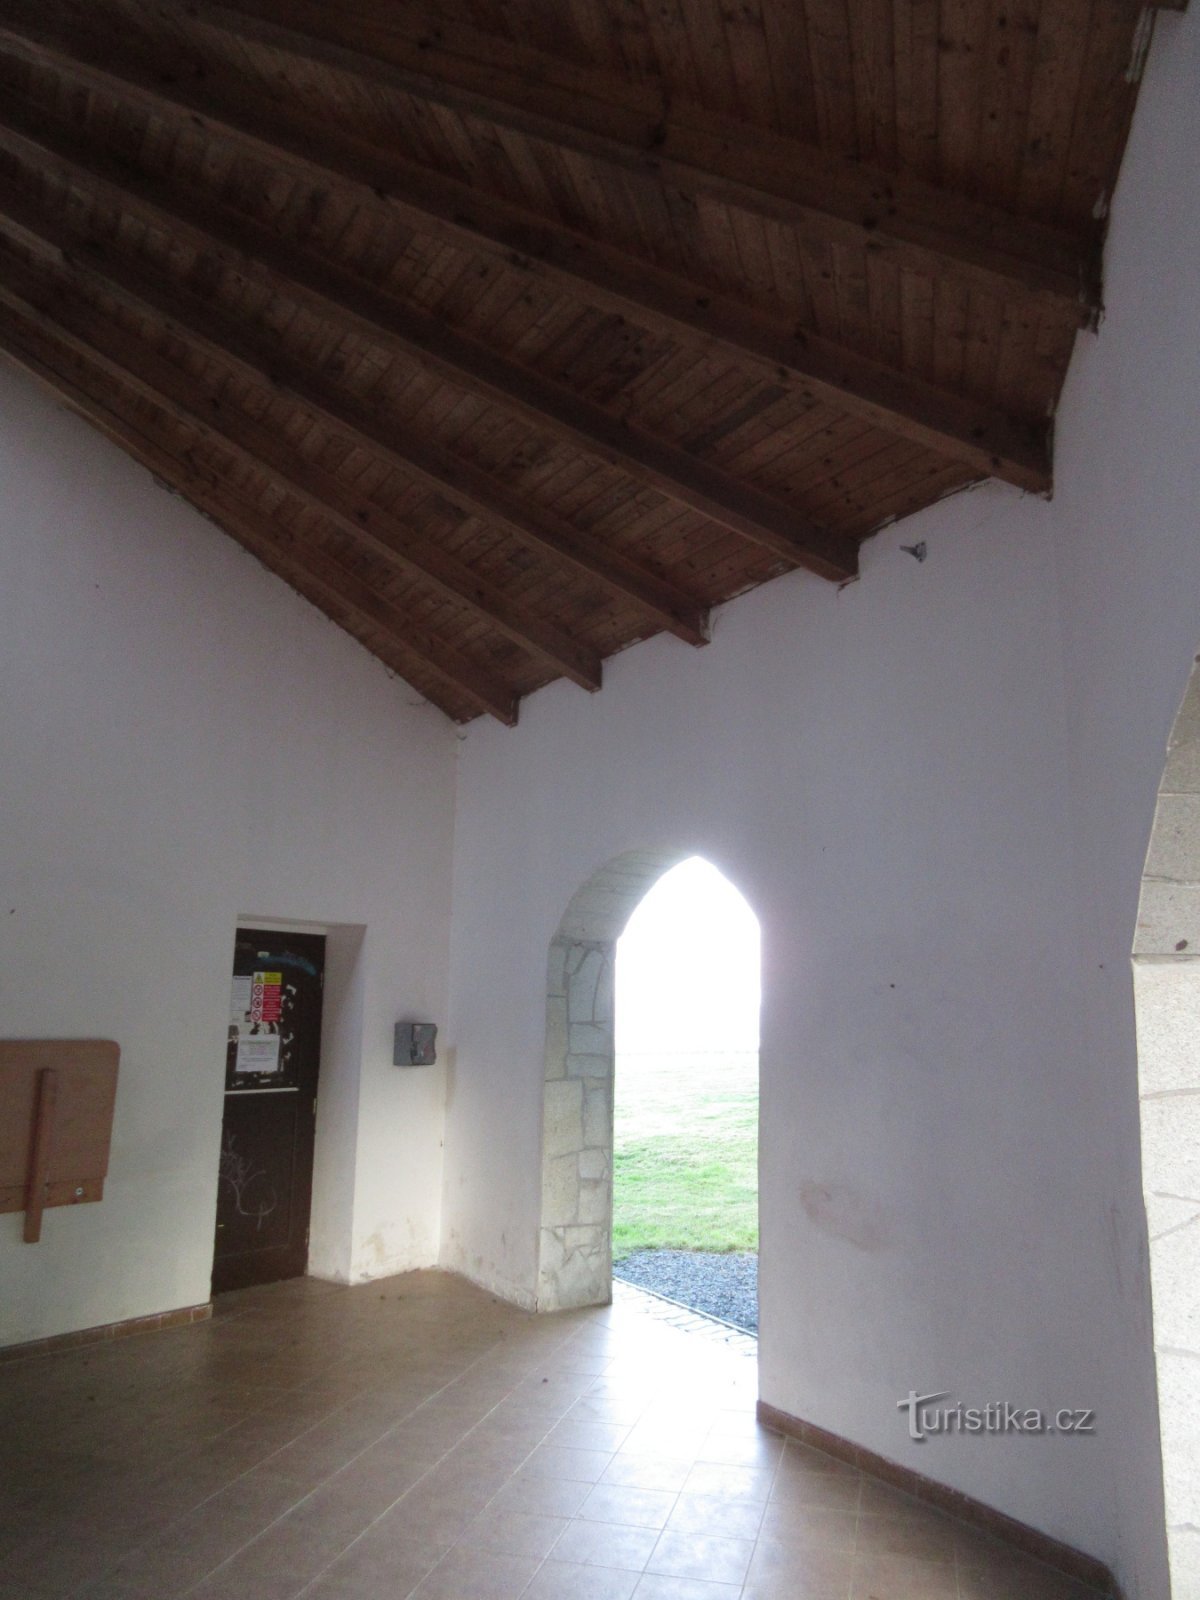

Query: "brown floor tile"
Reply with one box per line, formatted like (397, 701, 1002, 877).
(697, 1429, 784, 1469)
(680, 1461, 775, 1503)
(488, 1471, 594, 1518)
(459, 1505, 571, 1558)
(409, 1544, 540, 1599)
(523, 1560, 641, 1599)
(304, 1529, 443, 1598)
(549, 1517, 660, 1570)
(569, 1395, 649, 1426)
(601, 1455, 694, 1493)
(3, 1528, 136, 1594)
(757, 1501, 858, 1550)
(768, 1467, 862, 1513)
(742, 1568, 852, 1600)
(0, 1272, 1113, 1600)
(200, 1468, 317, 1527)
(850, 1549, 959, 1599)
(957, 1544, 1107, 1600)
(73, 1508, 266, 1600)
(521, 1444, 614, 1483)
(544, 1418, 632, 1453)
(665, 1491, 765, 1540)
(856, 1479, 922, 1517)
(746, 1535, 857, 1589)
(775, 1442, 857, 1477)
(856, 1506, 958, 1564)
(578, 1483, 679, 1530)
(620, 1426, 712, 1460)
(645, 1529, 755, 1585)
(633, 1577, 744, 1599)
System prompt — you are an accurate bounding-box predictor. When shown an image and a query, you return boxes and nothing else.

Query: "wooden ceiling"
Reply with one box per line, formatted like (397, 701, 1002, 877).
(0, 0, 1174, 723)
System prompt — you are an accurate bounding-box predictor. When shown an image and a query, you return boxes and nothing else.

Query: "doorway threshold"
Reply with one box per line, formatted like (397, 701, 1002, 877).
(611, 1277, 757, 1356)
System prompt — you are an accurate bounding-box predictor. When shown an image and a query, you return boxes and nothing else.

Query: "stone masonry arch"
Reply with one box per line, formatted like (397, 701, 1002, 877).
(535, 848, 690, 1312)
(1134, 654, 1200, 1597)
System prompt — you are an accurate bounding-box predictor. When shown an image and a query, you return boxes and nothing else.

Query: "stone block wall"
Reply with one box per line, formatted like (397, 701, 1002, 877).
(536, 936, 615, 1310)
(535, 848, 682, 1313)
(1134, 656, 1200, 1598)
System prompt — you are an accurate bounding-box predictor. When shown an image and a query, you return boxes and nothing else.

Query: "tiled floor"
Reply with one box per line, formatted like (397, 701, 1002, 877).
(0, 1272, 1108, 1600)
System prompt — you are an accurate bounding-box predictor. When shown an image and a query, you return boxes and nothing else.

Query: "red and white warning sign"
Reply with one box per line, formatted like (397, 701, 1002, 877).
(249, 971, 283, 1025)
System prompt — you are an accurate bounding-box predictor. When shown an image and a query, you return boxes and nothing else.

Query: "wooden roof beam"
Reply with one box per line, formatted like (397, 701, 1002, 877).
(184, 0, 1098, 316)
(0, 311, 521, 724)
(0, 245, 603, 691)
(0, 110, 715, 636)
(0, 188, 733, 637)
(0, 70, 848, 586)
(0, 104, 832, 595)
(0, 8, 1050, 496)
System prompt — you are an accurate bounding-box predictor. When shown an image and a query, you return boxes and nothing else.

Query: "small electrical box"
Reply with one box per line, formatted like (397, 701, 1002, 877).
(393, 1022, 437, 1067)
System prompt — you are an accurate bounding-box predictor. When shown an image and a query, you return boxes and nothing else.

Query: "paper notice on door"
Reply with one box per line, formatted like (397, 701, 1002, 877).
(230, 975, 252, 1025)
(236, 1035, 281, 1075)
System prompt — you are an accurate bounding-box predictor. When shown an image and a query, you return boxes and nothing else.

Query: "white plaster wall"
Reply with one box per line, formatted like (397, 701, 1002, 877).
(1044, 11, 1200, 1595)
(442, 12, 1199, 1594)
(0, 367, 456, 1344)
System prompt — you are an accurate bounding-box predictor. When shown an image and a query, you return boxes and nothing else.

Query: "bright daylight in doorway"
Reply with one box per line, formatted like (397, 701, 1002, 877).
(612, 856, 761, 1332)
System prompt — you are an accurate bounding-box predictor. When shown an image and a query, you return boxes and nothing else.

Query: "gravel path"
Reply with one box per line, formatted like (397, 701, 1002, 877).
(613, 1249, 758, 1334)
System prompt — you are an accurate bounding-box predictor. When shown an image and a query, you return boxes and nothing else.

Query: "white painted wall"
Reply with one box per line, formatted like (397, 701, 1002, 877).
(3, 8, 1196, 1589)
(0, 370, 457, 1345)
(441, 11, 1200, 1594)
(1045, 13, 1200, 1596)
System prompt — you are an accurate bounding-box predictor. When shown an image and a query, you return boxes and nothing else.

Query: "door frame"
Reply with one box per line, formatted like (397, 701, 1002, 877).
(210, 917, 368, 1288)
(213, 925, 326, 1292)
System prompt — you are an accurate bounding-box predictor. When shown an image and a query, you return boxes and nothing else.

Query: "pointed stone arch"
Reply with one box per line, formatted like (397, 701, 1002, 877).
(1134, 655, 1200, 1595)
(535, 848, 690, 1312)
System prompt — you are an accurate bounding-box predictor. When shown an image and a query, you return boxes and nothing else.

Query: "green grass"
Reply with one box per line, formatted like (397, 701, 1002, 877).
(612, 1051, 758, 1258)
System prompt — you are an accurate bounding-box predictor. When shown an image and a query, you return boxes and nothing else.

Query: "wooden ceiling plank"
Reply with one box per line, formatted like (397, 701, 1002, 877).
(974, 3, 1039, 208)
(804, 0, 859, 156)
(251, 549, 520, 725)
(935, 0, 992, 197)
(0, 241, 601, 691)
(0, 118, 722, 625)
(181, 0, 1095, 307)
(866, 251, 904, 371)
(0, 201, 681, 675)
(670, 11, 735, 113)
(645, 2, 702, 97)
(228, 531, 517, 724)
(853, 0, 899, 171)
(1055, 4, 1144, 239)
(721, 1, 778, 130)
(893, 0, 941, 180)
(0, 5, 1052, 495)
(555, 0, 623, 75)
(1013, 0, 1094, 224)
(0, 311, 514, 722)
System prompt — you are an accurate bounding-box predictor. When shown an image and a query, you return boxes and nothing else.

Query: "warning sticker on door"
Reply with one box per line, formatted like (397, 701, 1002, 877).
(227, 965, 290, 1089)
(250, 972, 283, 1025)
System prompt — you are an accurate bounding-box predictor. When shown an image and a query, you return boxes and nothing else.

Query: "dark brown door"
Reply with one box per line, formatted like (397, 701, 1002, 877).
(213, 928, 325, 1294)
